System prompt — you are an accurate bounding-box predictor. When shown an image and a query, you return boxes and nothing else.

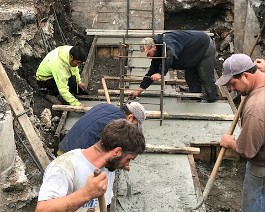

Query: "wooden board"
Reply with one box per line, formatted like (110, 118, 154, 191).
(0, 63, 50, 170)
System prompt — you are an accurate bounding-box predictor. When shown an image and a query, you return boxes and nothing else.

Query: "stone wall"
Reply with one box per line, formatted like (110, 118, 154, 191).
(71, 0, 164, 30)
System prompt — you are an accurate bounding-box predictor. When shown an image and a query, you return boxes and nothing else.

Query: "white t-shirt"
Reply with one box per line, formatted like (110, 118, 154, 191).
(38, 149, 115, 211)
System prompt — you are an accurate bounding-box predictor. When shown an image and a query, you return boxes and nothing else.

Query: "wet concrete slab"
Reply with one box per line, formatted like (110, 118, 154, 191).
(61, 37, 240, 212)
(116, 154, 198, 212)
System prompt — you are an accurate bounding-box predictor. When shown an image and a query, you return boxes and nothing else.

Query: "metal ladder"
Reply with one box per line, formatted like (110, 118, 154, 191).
(126, 0, 155, 38)
(118, 38, 167, 126)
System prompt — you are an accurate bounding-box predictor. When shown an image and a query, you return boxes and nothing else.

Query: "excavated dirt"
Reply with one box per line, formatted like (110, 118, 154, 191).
(0, 1, 252, 211)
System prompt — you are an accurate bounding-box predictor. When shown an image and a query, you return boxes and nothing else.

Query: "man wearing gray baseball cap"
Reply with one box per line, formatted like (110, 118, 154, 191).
(216, 53, 265, 211)
(215, 53, 256, 87)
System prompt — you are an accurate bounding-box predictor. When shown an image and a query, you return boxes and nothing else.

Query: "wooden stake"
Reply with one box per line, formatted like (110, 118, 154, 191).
(0, 63, 50, 170)
(101, 78, 111, 104)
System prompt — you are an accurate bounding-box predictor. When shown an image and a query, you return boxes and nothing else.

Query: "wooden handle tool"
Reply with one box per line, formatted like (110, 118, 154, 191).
(93, 169, 107, 212)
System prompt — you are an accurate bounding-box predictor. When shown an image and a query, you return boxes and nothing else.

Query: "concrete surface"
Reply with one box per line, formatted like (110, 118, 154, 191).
(61, 36, 242, 212)
(116, 154, 198, 212)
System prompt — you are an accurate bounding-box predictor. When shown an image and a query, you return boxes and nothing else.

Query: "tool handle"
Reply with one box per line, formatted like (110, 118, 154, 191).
(101, 78, 111, 104)
(93, 169, 107, 212)
(193, 96, 248, 210)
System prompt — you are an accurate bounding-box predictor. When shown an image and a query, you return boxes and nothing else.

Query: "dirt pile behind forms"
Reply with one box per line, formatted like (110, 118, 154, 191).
(1, 0, 261, 211)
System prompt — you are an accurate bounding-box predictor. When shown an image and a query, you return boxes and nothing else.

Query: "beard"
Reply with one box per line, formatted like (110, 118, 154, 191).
(105, 155, 124, 172)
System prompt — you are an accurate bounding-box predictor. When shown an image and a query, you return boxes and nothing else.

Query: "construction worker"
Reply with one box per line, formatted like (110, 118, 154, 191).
(36, 119, 146, 212)
(36, 45, 87, 106)
(58, 101, 146, 157)
(129, 30, 218, 102)
(216, 54, 265, 211)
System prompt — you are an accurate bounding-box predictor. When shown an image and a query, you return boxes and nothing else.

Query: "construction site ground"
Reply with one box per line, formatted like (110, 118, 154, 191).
(1, 1, 255, 211)
(52, 36, 246, 211)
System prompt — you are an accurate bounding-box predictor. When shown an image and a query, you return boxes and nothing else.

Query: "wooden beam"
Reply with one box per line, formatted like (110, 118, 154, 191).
(86, 29, 214, 37)
(98, 89, 204, 98)
(75, 95, 121, 101)
(0, 63, 50, 170)
(145, 144, 200, 155)
(81, 36, 97, 87)
(103, 75, 187, 85)
(52, 105, 235, 121)
(146, 111, 235, 121)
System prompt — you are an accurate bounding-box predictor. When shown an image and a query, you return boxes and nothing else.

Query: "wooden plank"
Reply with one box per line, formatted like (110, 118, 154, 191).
(52, 105, 235, 121)
(54, 110, 68, 154)
(214, 70, 226, 99)
(75, 95, 121, 101)
(188, 154, 206, 212)
(98, 89, 204, 98)
(81, 36, 97, 87)
(145, 144, 200, 155)
(103, 75, 187, 85)
(215, 69, 238, 115)
(0, 63, 50, 170)
(86, 29, 214, 37)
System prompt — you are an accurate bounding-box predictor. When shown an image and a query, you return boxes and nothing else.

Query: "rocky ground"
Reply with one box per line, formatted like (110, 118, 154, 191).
(1, 0, 263, 211)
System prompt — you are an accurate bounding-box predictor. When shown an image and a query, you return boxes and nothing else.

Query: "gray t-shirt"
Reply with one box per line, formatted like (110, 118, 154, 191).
(38, 149, 115, 211)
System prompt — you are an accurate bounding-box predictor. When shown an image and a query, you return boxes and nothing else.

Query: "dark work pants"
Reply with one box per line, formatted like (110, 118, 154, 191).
(37, 76, 84, 96)
(185, 40, 218, 102)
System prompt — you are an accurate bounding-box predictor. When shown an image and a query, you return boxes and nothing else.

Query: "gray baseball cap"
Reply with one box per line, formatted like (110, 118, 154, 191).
(215, 54, 255, 86)
(126, 102, 146, 131)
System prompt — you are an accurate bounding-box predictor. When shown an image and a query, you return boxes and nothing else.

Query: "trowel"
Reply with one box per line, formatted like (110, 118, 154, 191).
(117, 170, 134, 210)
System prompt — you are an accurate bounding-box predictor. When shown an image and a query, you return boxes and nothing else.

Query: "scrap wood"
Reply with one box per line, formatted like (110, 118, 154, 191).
(0, 62, 50, 170)
(98, 89, 204, 98)
(52, 105, 234, 121)
(103, 75, 186, 85)
(145, 144, 200, 154)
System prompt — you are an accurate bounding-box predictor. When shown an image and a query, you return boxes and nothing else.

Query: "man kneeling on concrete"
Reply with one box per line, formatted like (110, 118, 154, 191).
(36, 119, 145, 212)
(36, 45, 87, 106)
(58, 102, 146, 157)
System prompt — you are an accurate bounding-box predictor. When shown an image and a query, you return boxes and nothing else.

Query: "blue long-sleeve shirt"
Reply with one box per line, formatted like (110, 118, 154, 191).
(140, 30, 211, 89)
(59, 103, 125, 152)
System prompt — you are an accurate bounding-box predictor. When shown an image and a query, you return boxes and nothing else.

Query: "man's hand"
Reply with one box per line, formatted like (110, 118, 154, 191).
(128, 88, 144, 100)
(220, 134, 237, 151)
(254, 59, 265, 73)
(151, 73, 161, 81)
(123, 165, 130, 171)
(83, 172, 107, 199)
(78, 82, 86, 91)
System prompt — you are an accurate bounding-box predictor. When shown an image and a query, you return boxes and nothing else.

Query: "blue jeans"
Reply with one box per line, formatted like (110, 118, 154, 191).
(243, 161, 265, 212)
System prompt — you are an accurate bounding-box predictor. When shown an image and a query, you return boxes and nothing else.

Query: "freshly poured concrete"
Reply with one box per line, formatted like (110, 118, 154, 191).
(63, 100, 239, 212)
(116, 154, 198, 212)
(61, 37, 241, 212)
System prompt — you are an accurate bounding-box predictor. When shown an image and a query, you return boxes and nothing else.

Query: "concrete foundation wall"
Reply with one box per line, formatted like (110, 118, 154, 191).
(0, 110, 15, 176)
(71, 0, 164, 30)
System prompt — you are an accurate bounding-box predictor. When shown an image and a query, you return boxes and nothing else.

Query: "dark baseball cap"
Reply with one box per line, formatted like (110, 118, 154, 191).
(215, 54, 255, 86)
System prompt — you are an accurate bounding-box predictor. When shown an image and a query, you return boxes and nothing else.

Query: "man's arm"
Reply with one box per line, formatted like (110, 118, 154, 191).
(129, 59, 162, 99)
(52, 69, 82, 106)
(35, 172, 107, 212)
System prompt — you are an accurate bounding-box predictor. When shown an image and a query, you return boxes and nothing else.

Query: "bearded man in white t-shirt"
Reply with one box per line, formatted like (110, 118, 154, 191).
(35, 119, 146, 212)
